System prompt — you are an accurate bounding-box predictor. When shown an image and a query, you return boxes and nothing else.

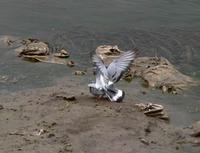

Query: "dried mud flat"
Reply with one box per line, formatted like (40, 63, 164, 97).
(0, 79, 199, 153)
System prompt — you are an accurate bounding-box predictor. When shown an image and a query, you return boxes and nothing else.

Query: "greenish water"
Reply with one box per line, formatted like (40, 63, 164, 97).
(0, 0, 200, 137)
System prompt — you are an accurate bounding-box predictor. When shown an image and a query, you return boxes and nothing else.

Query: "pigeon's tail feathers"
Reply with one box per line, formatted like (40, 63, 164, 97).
(105, 88, 125, 102)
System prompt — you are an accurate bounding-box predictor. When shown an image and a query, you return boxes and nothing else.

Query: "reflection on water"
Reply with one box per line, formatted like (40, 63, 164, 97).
(0, 0, 200, 132)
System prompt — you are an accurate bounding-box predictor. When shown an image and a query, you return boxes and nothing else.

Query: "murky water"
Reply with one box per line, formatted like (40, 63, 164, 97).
(0, 0, 200, 131)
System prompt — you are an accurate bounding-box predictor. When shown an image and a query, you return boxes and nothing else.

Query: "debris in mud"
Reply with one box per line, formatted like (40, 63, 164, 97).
(74, 70, 86, 76)
(96, 45, 197, 93)
(135, 103, 169, 120)
(53, 93, 77, 102)
(33, 129, 46, 136)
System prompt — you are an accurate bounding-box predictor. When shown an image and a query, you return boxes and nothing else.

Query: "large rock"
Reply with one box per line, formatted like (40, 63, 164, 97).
(131, 56, 196, 92)
(15, 39, 50, 56)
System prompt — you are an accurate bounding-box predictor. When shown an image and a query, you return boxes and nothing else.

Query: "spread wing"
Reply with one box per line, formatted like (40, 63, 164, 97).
(92, 50, 135, 83)
(107, 51, 135, 82)
(92, 55, 108, 78)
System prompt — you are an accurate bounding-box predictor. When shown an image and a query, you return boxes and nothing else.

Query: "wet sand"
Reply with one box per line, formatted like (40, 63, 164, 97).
(0, 77, 199, 153)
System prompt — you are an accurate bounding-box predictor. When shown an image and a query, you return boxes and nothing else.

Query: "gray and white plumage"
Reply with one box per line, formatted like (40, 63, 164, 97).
(88, 50, 135, 102)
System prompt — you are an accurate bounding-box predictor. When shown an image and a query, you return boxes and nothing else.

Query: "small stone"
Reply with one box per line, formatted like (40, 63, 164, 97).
(54, 49, 70, 58)
(67, 61, 75, 67)
(54, 52, 69, 58)
(140, 138, 149, 145)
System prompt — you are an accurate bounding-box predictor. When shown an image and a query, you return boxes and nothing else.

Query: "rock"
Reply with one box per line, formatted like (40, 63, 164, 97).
(95, 45, 122, 65)
(16, 39, 50, 56)
(191, 121, 200, 137)
(13, 38, 77, 66)
(53, 49, 70, 58)
(143, 103, 164, 115)
(67, 60, 75, 67)
(131, 57, 197, 92)
(135, 103, 169, 120)
(95, 45, 121, 58)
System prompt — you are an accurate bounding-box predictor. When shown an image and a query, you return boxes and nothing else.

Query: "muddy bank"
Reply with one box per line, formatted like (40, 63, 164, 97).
(0, 78, 199, 153)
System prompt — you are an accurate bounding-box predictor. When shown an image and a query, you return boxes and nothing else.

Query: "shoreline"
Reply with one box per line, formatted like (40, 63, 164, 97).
(0, 79, 199, 153)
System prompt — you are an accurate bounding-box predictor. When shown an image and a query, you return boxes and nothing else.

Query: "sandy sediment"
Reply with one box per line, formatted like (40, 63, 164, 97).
(0, 79, 199, 153)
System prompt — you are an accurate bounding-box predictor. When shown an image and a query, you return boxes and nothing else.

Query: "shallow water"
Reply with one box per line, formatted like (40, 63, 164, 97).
(0, 0, 200, 130)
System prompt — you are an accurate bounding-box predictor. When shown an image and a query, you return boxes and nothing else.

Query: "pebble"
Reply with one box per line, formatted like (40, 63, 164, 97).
(140, 138, 149, 145)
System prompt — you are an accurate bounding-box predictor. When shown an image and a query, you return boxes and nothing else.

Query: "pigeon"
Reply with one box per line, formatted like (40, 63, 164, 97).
(88, 50, 135, 102)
